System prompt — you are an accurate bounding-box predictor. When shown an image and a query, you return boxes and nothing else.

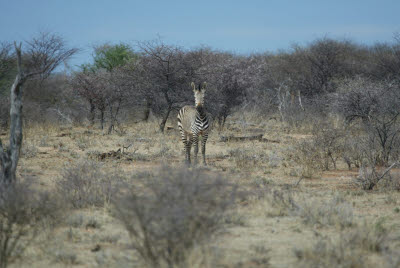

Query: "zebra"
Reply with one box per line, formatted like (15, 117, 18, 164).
(177, 82, 210, 165)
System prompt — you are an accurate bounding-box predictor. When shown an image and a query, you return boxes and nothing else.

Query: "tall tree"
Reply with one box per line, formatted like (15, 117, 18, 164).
(72, 43, 137, 131)
(0, 32, 77, 183)
(138, 40, 189, 132)
(93, 43, 137, 71)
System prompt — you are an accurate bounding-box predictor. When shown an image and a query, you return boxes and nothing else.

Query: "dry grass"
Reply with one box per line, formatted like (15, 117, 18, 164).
(1, 115, 398, 267)
(295, 193, 354, 229)
(56, 159, 126, 208)
(294, 219, 397, 268)
(112, 166, 237, 267)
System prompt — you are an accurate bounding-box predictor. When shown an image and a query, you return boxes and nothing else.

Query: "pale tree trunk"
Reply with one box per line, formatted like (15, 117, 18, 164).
(277, 85, 286, 122)
(297, 90, 305, 111)
(0, 35, 76, 183)
(0, 43, 24, 184)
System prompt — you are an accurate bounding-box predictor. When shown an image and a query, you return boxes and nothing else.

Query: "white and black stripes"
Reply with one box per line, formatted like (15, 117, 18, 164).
(191, 108, 209, 133)
(177, 82, 210, 165)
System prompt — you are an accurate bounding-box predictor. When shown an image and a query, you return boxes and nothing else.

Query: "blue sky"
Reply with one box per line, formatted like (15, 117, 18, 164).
(1, 0, 399, 68)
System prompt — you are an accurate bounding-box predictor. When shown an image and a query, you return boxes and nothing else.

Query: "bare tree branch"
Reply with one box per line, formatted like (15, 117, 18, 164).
(0, 33, 76, 183)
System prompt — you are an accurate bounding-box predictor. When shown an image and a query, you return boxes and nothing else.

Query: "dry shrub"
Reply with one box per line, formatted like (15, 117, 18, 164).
(292, 139, 323, 178)
(0, 98, 9, 129)
(0, 179, 63, 268)
(296, 194, 354, 229)
(345, 220, 390, 253)
(294, 219, 392, 268)
(291, 121, 346, 177)
(21, 142, 38, 158)
(228, 148, 268, 170)
(381, 169, 400, 191)
(53, 250, 78, 265)
(312, 124, 345, 170)
(385, 250, 400, 268)
(294, 235, 365, 268)
(356, 163, 400, 191)
(342, 136, 366, 170)
(234, 245, 271, 268)
(264, 188, 298, 217)
(56, 160, 125, 208)
(263, 190, 353, 229)
(112, 166, 237, 268)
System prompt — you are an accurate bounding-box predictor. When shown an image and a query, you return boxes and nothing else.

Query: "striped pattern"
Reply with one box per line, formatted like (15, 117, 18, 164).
(177, 84, 210, 165)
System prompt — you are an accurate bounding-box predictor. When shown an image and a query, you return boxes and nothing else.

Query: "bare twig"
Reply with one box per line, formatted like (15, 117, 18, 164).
(50, 108, 73, 124)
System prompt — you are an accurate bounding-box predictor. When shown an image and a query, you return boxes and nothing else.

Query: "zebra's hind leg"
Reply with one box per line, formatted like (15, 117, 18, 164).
(201, 134, 208, 165)
(180, 130, 190, 165)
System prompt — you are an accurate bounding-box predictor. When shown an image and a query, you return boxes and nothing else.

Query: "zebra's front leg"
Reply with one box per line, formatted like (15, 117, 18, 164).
(193, 135, 199, 165)
(201, 134, 208, 165)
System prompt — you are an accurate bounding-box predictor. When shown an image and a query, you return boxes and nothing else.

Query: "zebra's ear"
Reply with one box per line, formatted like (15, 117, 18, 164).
(201, 82, 207, 91)
(191, 82, 196, 92)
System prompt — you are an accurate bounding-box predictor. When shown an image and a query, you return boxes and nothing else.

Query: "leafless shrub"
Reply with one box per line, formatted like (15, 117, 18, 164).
(112, 166, 237, 268)
(268, 151, 282, 168)
(74, 134, 93, 150)
(234, 245, 271, 268)
(288, 38, 355, 97)
(296, 194, 354, 229)
(356, 162, 399, 190)
(345, 220, 390, 253)
(54, 250, 78, 265)
(337, 78, 400, 166)
(66, 213, 85, 228)
(312, 123, 345, 170)
(382, 169, 400, 191)
(56, 160, 125, 208)
(342, 135, 366, 170)
(291, 121, 345, 178)
(292, 139, 323, 178)
(294, 219, 392, 268)
(278, 100, 309, 129)
(0, 42, 14, 95)
(264, 188, 299, 217)
(228, 148, 268, 170)
(252, 176, 274, 188)
(264, 189, 354, 229)
(0, 98, 9, 129)
(21, 142, 38, 158)
(294, 235, 365, 268)
(384, 249, 400, 268)
(0, 179, 63, 268)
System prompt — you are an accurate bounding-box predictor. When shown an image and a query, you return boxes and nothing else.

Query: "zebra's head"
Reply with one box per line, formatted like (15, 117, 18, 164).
(191, 82, 206, 107)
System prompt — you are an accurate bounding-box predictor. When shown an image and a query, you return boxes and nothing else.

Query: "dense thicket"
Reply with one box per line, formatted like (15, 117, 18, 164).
(1, 36, 400, 132)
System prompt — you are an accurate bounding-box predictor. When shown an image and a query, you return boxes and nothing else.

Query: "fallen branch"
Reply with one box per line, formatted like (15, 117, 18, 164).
(50, 108, 73, 124)
(220, 134, 263, 142)
(220, 134, 280, 143)
(357, 162, 399, 190)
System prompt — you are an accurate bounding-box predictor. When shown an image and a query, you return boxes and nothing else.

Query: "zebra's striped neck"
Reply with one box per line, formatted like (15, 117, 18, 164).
(196, 105, 206, 115)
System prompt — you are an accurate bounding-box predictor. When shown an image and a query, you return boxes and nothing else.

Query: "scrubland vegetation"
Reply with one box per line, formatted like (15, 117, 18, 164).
(0, 32, 400, 267)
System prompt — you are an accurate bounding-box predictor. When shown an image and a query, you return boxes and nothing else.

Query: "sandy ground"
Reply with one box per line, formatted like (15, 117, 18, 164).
(1, 118, 399, 267)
